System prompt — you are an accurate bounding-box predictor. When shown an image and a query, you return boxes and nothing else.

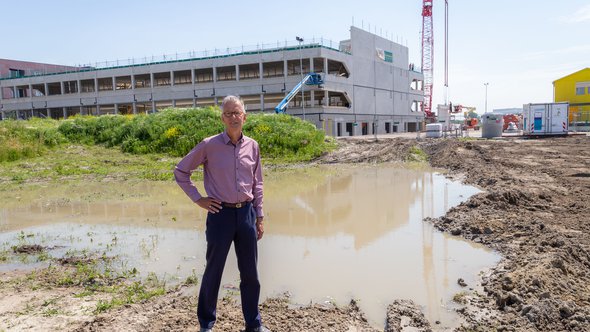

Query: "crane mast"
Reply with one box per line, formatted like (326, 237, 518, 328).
(421, 0, 435, 121)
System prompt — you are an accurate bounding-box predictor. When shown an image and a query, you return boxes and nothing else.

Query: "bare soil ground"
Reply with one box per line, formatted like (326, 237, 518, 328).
(1, 135, 588, 331)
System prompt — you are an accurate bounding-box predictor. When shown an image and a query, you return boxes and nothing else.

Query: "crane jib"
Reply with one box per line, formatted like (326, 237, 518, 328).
(274, 73, 324, 113)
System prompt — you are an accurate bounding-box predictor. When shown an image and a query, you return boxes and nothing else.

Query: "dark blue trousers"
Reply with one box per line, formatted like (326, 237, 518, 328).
(197, 202, 261, 329)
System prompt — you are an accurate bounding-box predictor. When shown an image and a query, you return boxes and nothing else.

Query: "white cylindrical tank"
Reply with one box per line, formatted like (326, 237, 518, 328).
(481, 114, 504, 138)
(425, 123, 443, 138)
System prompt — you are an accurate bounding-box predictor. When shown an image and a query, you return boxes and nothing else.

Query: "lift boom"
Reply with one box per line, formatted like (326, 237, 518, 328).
(274, 73, 324, 113)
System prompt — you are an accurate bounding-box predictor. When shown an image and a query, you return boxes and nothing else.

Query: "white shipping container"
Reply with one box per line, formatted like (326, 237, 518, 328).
(523, 102, 569, 135)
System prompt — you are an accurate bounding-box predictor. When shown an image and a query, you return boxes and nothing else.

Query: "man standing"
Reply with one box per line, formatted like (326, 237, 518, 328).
(174, 96, 269, 332)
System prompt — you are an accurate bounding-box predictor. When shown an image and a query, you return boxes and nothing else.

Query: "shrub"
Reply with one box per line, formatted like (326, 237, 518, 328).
(0, 119, 66, 162)
(1, 107, 333, 163)
(57, 107, 333, 161)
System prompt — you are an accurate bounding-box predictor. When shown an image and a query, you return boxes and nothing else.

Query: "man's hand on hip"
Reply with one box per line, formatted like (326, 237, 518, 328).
(196, 197, 222, 213)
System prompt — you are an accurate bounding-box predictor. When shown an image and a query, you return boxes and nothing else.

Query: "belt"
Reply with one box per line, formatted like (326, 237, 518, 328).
(222, 201, 250, 209)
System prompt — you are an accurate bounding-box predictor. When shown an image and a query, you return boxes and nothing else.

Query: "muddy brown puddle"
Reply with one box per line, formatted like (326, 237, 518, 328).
(0, 164, 499, 329)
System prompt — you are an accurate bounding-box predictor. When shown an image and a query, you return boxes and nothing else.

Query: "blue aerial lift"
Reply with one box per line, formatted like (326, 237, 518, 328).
(274, 73, 324, 114)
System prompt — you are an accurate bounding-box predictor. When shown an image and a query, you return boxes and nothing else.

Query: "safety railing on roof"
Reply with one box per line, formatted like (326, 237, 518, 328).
(0, 38, 346, 80)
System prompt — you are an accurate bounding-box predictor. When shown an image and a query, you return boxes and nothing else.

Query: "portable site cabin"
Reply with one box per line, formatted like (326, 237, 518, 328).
(523, 102, 569, 136)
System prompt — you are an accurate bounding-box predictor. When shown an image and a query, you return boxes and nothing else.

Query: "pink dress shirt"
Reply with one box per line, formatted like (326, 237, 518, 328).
(174, 131, 264, 217)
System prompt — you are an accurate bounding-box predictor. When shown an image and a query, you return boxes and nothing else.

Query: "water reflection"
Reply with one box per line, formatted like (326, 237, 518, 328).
(0, 165, 499, 329)
(266, 167, 432, 248)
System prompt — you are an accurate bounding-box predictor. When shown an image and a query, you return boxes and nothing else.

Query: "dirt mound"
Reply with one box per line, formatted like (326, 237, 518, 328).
(12, 244, 44, 254)
(386, 300, 432, 332)
(319, 138, 418, 163)
(74, 288, 377, 332)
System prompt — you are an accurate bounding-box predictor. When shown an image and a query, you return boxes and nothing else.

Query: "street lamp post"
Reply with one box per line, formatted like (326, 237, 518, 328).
(296, 36, 305, 120)
(484, 82, 489, 114)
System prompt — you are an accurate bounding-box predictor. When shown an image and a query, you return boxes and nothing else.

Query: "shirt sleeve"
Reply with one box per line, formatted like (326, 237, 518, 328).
(252, 142, 264, 218)
(174, 140, 207, 203)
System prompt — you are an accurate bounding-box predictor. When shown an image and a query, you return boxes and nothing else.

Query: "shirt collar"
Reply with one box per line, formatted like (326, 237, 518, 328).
(222, 131, 244, 145)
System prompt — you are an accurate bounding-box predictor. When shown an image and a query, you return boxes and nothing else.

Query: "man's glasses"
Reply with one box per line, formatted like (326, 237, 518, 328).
(223, 112, 243, 117)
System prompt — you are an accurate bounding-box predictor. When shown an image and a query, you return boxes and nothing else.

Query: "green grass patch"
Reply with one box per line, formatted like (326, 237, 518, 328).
(94, 274, 166, 313)
(5, 252, 168, 314)
(458, 136, 479, 142)
(405, 146, 428, 163)
(0, 144, 178, 186)
(184, 270, 199, 285)
(0, 251, 8, 262)
(0, 118, 66, 162)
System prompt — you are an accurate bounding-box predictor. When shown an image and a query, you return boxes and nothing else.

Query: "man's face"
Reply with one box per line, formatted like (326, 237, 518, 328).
(221, 101, 246, 131)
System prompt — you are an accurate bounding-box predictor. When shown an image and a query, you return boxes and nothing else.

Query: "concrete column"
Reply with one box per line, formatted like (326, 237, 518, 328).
(79, 106, 83, 115)
(192, 68, 197, 108)
(47, 108, 52, 119)
(213, 67, 217, 83)
(170, 71, 174, 86)
(324, 90, 329, 106)
(0, 85, 3, 117)
(93, 78, 97, 93)
(112, 77, 116, 91)
(13, 86, 17, 99)
(324, 58, 328, 75)
(310, 57, 314, 72)
(150, 73, 154, 88)
(96, 104, 101, 115)
(132, 102, 137, 114)
(283, 60, 288, 78)
(28, 84, 33, 98)
(260, 94, 264, 111)
(60, 81, 65, 95)
(310, 90, 315, 107)
(62, 107, 67, 119)
(114, 103, 118, 115)
(151, 100, 156, 113)
(16, 110, 21, 119)
(77, 80, 81, 94)
(236, 65, 240, 81)
(172, 100, 176, 108)
(131, 75, 136, 90)
(259, 62, 263, 81)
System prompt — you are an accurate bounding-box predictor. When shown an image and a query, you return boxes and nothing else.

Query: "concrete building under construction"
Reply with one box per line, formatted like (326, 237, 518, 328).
(0, 27, 425, 136)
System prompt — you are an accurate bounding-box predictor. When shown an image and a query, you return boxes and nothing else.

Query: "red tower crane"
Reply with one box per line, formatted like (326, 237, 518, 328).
(421, 0, 434, 120)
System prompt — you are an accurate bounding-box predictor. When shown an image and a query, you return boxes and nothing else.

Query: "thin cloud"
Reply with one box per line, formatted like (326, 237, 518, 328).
(564, 4, 590, 23)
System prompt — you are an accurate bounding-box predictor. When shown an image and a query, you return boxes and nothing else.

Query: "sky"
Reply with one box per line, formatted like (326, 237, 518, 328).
(2, 0, 589, 114)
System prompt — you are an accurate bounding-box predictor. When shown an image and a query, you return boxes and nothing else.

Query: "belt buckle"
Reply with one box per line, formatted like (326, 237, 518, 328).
(235, 202, 242, 208)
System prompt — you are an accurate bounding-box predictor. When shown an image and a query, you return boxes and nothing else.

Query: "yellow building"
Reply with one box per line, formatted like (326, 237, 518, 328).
(553, 68, 590, 123)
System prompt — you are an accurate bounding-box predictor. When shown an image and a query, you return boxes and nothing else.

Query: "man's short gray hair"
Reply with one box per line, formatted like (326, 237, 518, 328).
(221, 95, 246, 112)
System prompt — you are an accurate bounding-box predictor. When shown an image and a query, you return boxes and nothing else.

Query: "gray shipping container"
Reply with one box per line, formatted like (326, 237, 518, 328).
(523, 102, 569, 135)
